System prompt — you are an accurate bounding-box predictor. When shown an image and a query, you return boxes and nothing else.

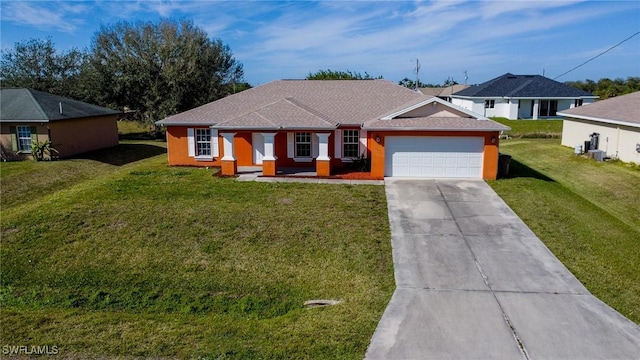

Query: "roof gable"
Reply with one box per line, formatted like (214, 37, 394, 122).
(0, 88, 119, 122)
(380, 96, 487, 120)
(364, 96, 509, 131)
(452, 73, 595, 98)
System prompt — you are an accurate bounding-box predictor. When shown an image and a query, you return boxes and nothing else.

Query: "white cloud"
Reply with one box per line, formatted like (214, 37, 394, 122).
(1, 1, 86, 32)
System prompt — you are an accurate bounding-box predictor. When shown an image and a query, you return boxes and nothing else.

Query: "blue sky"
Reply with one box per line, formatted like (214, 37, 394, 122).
(1, 1, 639, 86)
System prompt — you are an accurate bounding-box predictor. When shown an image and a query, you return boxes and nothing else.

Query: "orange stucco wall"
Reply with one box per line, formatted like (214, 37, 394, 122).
(165, 127, 347, 169)
(368, 130, 501, 180)
(164, 126, 500, 179)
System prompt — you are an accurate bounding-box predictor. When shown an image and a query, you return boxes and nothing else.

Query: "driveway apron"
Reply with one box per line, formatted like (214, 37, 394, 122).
(366, 179, 640, 360)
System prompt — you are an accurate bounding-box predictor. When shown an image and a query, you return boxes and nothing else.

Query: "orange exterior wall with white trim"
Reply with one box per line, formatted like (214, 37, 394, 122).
(368, 131, 501, 180)
(165, 126, 346, 168)
(164, 126, 501, 179)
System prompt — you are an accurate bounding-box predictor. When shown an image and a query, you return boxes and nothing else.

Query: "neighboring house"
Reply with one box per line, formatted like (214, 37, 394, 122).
(451, 73, 597, 119)
(0, 88, 120, 160)
(155, 80, 509, 180)
(559, 91, 640, 164)
(419, 84, 469, 102)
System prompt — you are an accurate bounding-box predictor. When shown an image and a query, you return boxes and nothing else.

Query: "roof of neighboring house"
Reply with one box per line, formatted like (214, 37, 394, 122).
(419, 85, 469, 97)
(0, 88, 119, 122)
(452, 73, 596, 99)
(557, 91, 640, 128)
(157, 80, 509, 132)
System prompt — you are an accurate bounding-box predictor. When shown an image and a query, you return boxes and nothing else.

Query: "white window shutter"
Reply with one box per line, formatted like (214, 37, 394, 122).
(287, 132, 295, 158)
(334, 129, 342, 158)
(311, 132, 319, 158)
(359, 130, 367, 158)
(187, 128, 195, 157)
(211, 129, 219, 157)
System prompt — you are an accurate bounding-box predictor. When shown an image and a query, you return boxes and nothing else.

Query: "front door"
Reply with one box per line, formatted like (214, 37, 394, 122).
(252, 133, 265, 165)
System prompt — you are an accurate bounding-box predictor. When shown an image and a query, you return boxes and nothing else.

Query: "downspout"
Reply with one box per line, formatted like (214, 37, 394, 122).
(616, 126, 621, 159)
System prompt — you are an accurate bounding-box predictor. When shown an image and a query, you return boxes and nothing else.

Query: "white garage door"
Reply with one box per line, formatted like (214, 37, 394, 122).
(385, 136, 484, 178)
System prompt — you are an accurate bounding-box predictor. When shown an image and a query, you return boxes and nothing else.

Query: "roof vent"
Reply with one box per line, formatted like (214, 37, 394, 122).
(59, 102, 63, 115)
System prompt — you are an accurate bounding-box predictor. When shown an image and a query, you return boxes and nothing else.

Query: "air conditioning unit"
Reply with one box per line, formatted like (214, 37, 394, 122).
(588, 149, 605, 161)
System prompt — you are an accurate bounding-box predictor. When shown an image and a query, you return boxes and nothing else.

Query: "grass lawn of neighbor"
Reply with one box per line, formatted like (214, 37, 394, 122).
(490, 138, 640, 324)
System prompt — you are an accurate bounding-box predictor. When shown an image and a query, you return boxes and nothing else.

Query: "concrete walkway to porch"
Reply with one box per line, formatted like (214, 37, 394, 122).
(235, 166, 384, 185)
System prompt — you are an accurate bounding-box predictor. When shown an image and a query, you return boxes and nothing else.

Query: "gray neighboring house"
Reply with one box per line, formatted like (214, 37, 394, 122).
(451, 73, 597, 119)
(1, 88, 120, 160)
(559, 91, 640, 164)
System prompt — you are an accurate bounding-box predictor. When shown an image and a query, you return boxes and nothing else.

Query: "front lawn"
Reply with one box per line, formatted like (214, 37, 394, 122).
(0, 146, 394, 358)
(490, 139, 640, 324)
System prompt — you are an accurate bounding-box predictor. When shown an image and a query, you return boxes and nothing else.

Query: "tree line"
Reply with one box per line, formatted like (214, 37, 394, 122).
(1, 19, 247, 126)
(564, 77, 640, 100)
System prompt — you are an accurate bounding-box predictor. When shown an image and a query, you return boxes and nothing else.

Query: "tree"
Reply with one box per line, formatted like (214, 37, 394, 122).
(0, 38, 87, 99)
(84, 19, 245, 124)
(564, 77, 640, 100)
(443, 77, 458, 86)
(397, 77, 437, 89)
(306, 69, 382, 80)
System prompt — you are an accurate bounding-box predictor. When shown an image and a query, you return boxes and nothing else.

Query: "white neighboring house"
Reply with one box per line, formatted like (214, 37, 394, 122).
(559, 91, 640, 164)
(451, 73, 597, 119)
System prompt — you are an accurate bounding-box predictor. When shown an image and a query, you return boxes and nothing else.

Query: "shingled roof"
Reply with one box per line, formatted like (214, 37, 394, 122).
(453, 73, 596, 98)
(0, 88, 119, 122)
(558, 91, 640, 127)
(157, 80, 426, 128)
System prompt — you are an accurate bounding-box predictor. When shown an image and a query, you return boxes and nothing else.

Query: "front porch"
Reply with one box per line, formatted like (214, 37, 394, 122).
(235, 166, 376, 180)
(219, 131, 333, 177)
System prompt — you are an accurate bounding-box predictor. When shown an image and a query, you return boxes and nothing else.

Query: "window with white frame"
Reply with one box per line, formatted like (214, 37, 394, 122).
(195, 128, 211, 156)
(17, 126, 32, 151)
(484, 100, 495, 109)
(343, 130, 359, 158)
(574, 99, 583, 107)
(295, 132, 311, 158)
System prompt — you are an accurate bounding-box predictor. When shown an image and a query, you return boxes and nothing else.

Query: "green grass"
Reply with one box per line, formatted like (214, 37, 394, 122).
(0, 144, 394, 358)
(117, 120, 161, 140)
(489, 139, 640, 324)
(492, 117, 563, 138)
(0, 140, 167, 210)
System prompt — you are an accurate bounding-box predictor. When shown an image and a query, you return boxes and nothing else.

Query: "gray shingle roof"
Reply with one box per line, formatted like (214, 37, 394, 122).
(156, 80, 508, 132)
(157, 80, 426, 127)
(558, 91, 640, 126)
(0, 88, 120, 122)
(452, 73, 595, 98)
(363, 117, 509, 131)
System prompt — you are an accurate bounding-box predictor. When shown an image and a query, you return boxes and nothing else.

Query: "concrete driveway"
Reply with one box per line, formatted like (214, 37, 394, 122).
(366, 179, 640, 360)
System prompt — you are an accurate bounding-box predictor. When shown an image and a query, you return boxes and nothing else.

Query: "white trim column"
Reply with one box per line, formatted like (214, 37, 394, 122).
(221, 132, 236, 161)
(261, 133, 277, 161)
(220, 132, 237, 176)
(532, 99, 539, 120)
(316, 133, 331, 177)
(261, 132, 277, 176)
(316, 133, 331, 161)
